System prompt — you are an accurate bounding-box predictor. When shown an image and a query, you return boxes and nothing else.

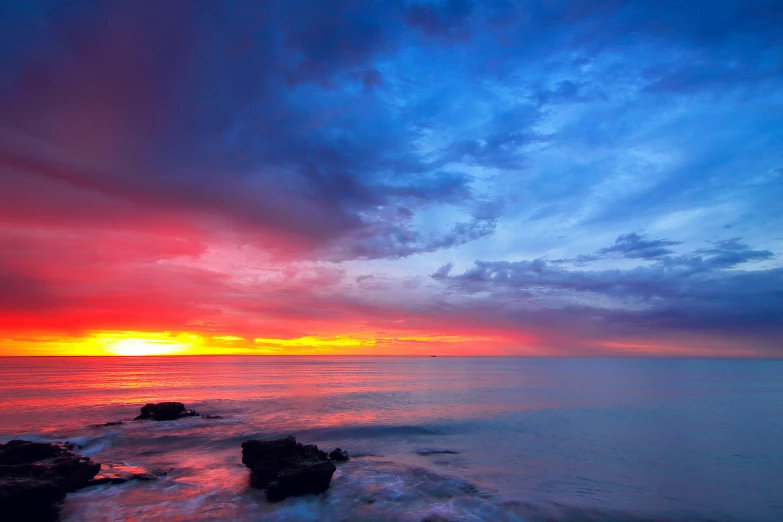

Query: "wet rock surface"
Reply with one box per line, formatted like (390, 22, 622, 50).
(88, 463, 164, 486)
(241, 436, 337, 502)
(134, 402, 200, 421)
(0, 440, 100, 521)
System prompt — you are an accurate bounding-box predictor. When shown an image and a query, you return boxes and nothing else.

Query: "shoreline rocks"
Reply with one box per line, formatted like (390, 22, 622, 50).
(95, 402, 221, 425)
(134, 402, 199, 421)
(241, 436, 337, 502)
(328, 448, 349, 462)
(0, 440, 101, 521)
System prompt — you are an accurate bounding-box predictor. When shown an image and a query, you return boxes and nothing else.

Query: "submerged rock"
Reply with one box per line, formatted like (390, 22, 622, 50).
(134, 402, 199, 421)
(94, 421, 124, 427)
(0, 440, 100, 520)
(202, 414, 224, 420)
(241, 436, 336, 502)
(422, 515, 451, 522)
(328, 448, 349, 462)
(88, 463, 163, 486)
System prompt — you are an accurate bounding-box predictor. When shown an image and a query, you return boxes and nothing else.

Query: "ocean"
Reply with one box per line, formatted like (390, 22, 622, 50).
(0, 356, 781, 521)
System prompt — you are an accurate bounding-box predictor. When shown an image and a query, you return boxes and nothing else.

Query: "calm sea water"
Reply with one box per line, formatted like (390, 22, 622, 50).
(0, 356, 781, 521)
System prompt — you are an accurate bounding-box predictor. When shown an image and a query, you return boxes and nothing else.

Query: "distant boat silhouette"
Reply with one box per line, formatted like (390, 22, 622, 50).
(431, 355, 436, 357)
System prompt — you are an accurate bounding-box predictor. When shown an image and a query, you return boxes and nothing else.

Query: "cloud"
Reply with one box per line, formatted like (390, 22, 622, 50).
(0, 0, 517, 262)
(689, 238, 775, 269)
(0, 270, 59, 312)
(532, 80, 605, 106)
(406, 0, 474, 41)
(3, 0, 781, 261)
(596, 232, 682, 260)
(328, 210, 500, 261)
(433, 235, 782, 350)
(431, 263, 454, 279)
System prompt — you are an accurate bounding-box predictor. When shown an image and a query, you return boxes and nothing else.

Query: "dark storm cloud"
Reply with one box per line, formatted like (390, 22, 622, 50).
(0, 0, 471, 258)
(2, 0, 782, 259)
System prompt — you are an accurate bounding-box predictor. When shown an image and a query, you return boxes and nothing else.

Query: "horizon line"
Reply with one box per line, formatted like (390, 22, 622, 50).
(1, 354, 781, 360)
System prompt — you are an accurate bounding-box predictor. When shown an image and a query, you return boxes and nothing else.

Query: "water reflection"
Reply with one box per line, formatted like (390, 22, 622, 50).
(1, 357, 782, 521)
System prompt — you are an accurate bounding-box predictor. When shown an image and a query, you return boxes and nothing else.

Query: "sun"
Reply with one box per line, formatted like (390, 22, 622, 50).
(105, 338, 183, 356)
(96, 332, 196, 356)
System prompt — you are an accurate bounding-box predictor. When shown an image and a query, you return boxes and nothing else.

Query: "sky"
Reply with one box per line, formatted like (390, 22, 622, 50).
(0, 0, 781, 356)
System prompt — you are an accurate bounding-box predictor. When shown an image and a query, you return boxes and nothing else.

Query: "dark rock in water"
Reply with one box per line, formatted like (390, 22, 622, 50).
(415, 449, 460, 456)
(0, 440, 100, 521)
(202, 414, 223, 420)
(265, 460, 337, 502)
(422, 515, 451, 522)
(328, 448, 349, 462)
(94, 421, 124, 427)
(241, 436, 336, 502)
(88, 463, 162, 486)
(134, 402, 200, 421)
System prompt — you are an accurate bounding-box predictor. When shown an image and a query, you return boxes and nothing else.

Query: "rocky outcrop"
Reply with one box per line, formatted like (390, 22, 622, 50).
(241, 436, 336, 502)
(134, 402, 199, 421)
(0, 440, 101, 520)
(328, 448, 349, 462)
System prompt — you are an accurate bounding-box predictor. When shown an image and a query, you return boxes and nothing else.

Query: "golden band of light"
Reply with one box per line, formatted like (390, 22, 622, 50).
(0, 330, 498, 356)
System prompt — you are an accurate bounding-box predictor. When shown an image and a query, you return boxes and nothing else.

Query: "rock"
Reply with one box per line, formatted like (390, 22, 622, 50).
(266, 461, 337, 502)
(422, 515, 451, 522)
(0, 440, 100, 521)
(328, 448, 349, 462)
(202, 415, 223, 420)
(134, 402, 199, 421)
(241, 436, 336, 501)
(88, 463, 162, 486)
(94, 421, 124, 427)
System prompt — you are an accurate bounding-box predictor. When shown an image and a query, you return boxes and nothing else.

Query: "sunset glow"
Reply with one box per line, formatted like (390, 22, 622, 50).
(0, 330, 512, 356)
(99, 332, 197, 356)
(0, 0, 780, 357)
